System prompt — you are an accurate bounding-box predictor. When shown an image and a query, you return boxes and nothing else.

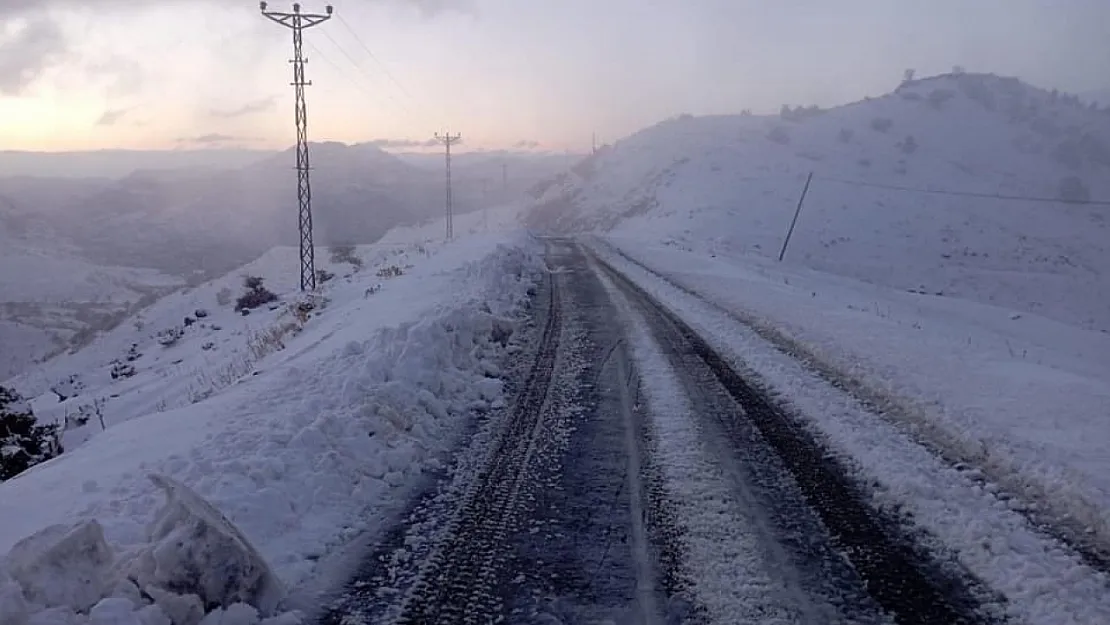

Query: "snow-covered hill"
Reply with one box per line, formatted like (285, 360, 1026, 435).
(526, 73, 1110, 332)
(0, 211, 541, 623)
(0, 142, 515, 378)
(0, 230, 183, 380)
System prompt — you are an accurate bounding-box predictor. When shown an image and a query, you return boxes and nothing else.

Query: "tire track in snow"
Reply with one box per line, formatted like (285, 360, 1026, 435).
(600, 238, 1110, 574)
(592, 247, 998, 625)
(385, 255, 565, 623)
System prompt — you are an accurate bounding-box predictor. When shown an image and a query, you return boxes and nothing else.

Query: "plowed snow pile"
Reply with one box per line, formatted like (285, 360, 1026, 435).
(0, 229, 544, 625)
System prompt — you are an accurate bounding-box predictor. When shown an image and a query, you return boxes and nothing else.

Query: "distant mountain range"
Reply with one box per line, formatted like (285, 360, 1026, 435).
(0, 142, 567, 378)
(0, 149, 272, 179)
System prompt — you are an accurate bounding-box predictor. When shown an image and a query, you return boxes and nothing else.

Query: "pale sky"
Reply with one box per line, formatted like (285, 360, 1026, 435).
(0, 0, 1107, 152)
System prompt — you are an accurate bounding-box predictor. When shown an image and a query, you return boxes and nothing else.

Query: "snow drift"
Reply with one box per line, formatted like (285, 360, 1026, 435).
(0, 230, 545, 624)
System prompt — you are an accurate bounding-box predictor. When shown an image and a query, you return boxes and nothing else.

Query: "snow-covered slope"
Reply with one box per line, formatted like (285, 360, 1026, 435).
(0, 229, 183, 381)
(527, 73, 1110, 332)
(0, 215, 541, 623)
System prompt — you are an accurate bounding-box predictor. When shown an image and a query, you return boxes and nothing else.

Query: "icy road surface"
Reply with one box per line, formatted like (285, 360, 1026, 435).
(315, 236, 1110, 625)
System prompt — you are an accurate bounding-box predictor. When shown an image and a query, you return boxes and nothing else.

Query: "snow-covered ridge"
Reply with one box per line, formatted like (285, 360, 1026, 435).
(0, 223, 544, 624)
(527, 72, 1110, 332)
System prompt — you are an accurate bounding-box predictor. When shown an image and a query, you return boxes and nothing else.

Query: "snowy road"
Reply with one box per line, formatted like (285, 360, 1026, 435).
(315, 237, 1105, 624)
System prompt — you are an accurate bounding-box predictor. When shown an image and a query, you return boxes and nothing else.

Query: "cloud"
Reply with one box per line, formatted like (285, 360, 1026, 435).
(404, 0, 477, 18)
(367, 137, 441, 148)
(177, 133, 243, 145)
(514, 139, 541, 149)
(84, 56, 146, 96)
(0, 0, 472, 21)
(96, 107, 130, 126)
(0, 16, 67, 95)
(210, 96, 278, 119)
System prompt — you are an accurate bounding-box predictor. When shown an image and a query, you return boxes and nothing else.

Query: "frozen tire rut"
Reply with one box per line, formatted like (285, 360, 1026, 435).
(592, 248, 998, 625)
(389, 247, 567, 624)
(319, 238, 664, 624)
(317, 237, 1003, 624)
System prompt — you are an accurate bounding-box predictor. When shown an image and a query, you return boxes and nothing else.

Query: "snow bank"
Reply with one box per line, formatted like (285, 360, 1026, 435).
(593, 239, 1110, 624)
(601, 238, 1110, 543)
(0, 232, 544, 624)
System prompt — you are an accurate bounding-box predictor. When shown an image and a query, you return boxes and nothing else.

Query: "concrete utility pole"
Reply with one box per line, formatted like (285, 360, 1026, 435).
(260, 1, 333, 291)
(434, 132, 462, 240)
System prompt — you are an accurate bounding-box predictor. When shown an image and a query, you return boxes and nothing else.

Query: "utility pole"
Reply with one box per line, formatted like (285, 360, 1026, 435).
(502, 162, 508, 192)
(481, 178, 489, 232)
(778, 172, 814, 262)
(434, 132, 461, 240)
(260, 1, 333, 291)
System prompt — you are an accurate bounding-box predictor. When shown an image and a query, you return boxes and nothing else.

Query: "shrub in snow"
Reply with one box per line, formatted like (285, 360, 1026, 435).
(157, 326, 185, 347)
(75, 399, 106, 431)
(766, 126, 791, 145)
(315, 268, 335, 284)
(376, 265, 404, 278)
(870, 117, 893, 133)
(125, 343, 142, 362)
(110, 359, 137, 380)
(195, 308, 209, 319)
(126, 474, 285, 615)
(247, 322, 300, 360)
(50, 375, 83, 401)
(236, 276, 278, 312)
(1057, 175, 1091, 203)
(63, 407, 89, 430)
(184, 316, 197, 327)
(291, 299, 317, 324)
(1, 386, 62, 481)
(899, 135, 919, 154)
(780, 104, 822, 122)
(328, 244, 362, 270)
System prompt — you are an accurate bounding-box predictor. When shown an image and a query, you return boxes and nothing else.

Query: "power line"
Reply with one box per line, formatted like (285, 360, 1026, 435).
(334, 12, 418, 105)
(816, 175, 1110, 207)
(434, 131, 462, 241)
(303, 38, 376, 101)
(315, 27, 408, 113)
(260, 1, 334, 292)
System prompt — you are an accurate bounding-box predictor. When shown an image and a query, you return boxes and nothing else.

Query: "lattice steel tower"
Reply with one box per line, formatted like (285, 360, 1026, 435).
(260, 2, 333, 291)
(434, 132, 462, 241)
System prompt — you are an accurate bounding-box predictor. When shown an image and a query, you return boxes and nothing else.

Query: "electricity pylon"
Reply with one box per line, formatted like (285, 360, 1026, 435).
(260, 1, 333, 291)
(434, 132, 462, 240)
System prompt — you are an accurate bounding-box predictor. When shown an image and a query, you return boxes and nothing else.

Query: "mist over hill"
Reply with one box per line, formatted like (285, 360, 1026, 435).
(0, 143, 565, 378)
